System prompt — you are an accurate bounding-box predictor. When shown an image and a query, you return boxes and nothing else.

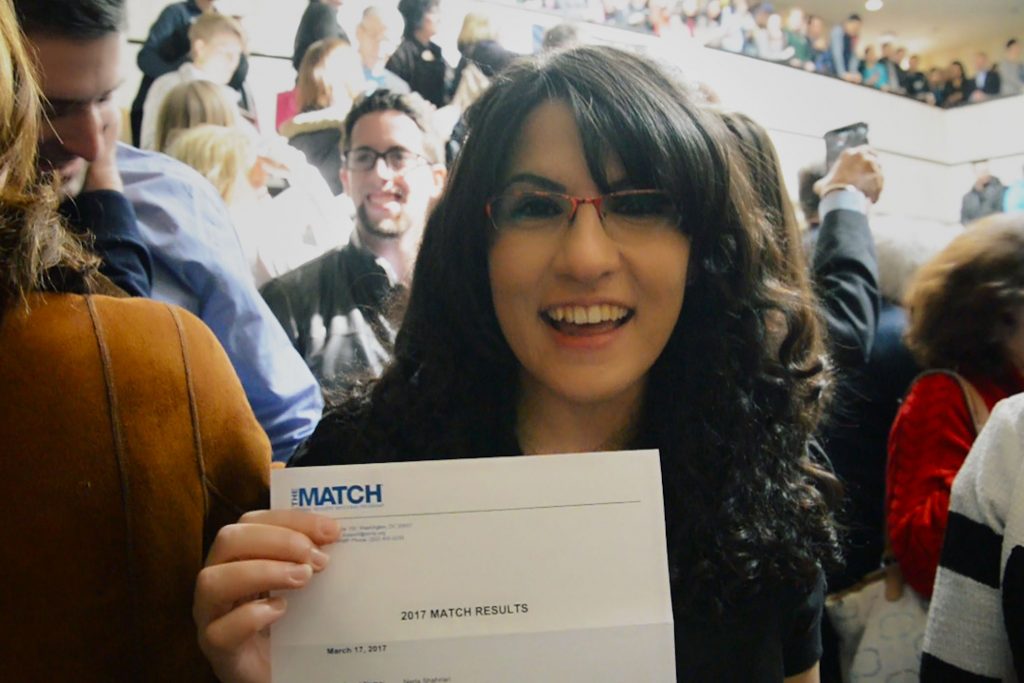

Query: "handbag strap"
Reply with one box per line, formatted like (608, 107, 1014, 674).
(911, 369, 991, 435)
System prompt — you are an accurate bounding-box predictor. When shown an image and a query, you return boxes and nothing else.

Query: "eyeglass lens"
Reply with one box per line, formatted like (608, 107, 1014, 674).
(489, 191, 678, 235)
(347, 147, 420, 172)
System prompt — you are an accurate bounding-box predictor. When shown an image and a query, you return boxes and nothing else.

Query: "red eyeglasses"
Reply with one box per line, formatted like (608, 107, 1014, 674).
(485, 189, 682, 241)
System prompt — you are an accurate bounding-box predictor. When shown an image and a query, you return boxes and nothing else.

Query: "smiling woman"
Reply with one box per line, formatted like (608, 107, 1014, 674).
(195, 46, 839, 682)
(487, 100, 692, 442)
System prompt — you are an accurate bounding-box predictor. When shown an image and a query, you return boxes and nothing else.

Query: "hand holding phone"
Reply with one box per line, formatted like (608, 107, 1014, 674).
(825, 122, 869, 169)
(817, 146, 884, 204)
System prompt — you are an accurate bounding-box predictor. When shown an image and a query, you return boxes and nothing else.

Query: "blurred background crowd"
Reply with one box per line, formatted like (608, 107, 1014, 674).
(517, 0, 1024, 107)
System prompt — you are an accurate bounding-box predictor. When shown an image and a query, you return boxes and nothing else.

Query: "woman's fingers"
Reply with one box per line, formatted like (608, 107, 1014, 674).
(194, 558, 317, 627)
(205, 510, 341, 567)
(239, 508, 343, 545)
(195, 510, 342, 634)
(200, 595, 287, 657)
(192, 511, 342, 683)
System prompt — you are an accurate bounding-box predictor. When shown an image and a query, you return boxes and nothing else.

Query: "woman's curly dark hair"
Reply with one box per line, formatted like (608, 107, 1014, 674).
(904, 213, 1024, 376)
(302, 46, 840, 614)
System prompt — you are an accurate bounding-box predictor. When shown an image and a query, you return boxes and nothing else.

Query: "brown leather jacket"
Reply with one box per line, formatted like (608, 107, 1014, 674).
(0, 293, 270, 682)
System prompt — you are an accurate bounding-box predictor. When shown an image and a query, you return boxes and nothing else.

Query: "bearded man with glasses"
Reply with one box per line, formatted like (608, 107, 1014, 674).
(261, 90, 447, 394)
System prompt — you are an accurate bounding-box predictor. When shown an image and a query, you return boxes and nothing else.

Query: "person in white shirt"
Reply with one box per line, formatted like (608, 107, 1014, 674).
(923, 387, 1024, 681)
(140, 11, 245, 150)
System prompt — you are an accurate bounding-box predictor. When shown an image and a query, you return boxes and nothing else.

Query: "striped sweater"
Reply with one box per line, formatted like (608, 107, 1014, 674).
(921, 393, 1024, 681)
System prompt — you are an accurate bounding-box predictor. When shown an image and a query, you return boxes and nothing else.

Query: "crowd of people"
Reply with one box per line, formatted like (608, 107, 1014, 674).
(3, 0, 1024, 682)
(963, 159, 1024, 224)
(521, 0, 1024, 107)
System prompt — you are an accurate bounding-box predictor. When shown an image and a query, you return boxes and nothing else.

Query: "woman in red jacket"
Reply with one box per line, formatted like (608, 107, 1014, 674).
(887, 213, 1024, 598)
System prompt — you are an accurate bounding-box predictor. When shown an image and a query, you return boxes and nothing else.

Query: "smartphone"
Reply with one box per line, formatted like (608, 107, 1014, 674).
(825, 122, 869, 168)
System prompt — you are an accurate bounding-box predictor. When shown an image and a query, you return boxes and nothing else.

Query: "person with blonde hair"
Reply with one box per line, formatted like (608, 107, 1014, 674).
(154, 78, 242, 153)
(445, 10, 519, 160)
(451, 10, 518, 105)
(167, 124, 256, 204)
(168, 124, 348, 286)
(140, 11, 247, 150)
(0, 0, 95, 308)
(129, 0, 258, 145)
(0, 0, 271, 679)
(887, 213, 1024, 602)
(281, 37, 365, 195)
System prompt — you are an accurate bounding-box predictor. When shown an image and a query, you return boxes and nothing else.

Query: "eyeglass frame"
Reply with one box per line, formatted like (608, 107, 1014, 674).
(484, 188, 683, 236)
(342, 145, 432, 173)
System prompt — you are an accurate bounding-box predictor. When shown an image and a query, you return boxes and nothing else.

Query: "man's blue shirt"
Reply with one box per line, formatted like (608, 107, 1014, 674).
(117, 143, 323, 461)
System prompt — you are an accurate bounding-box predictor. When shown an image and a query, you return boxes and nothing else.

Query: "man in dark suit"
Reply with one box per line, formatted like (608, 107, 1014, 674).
(970, 51, 1002, 102)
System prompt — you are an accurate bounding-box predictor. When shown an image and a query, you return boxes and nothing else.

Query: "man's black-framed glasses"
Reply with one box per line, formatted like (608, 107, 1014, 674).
(485, 189, 682, 240)
(344, 146, 430, 173)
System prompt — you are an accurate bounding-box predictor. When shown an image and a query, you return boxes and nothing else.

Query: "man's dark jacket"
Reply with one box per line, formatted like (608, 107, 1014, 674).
(809, 205, 887, 683)
(259, 242, 398, 394)
(386, 37, 449, 107)
(811, 207, 880, 368)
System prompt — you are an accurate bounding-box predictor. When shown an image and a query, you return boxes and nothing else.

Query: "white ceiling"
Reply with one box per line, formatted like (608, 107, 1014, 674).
(795, 0, 1024, 61)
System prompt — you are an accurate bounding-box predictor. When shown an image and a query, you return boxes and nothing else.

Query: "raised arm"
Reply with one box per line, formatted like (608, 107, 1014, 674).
(811, 147, 882, 367)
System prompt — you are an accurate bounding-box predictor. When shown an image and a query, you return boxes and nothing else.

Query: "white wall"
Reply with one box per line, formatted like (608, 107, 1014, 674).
(122, 0, 1023, 226)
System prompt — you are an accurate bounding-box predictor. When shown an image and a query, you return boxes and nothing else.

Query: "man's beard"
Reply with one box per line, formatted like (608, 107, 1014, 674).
(357, 203, 414, 240)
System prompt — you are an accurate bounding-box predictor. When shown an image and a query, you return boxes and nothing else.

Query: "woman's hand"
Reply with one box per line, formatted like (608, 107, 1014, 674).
(193, 509, 342, 683)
